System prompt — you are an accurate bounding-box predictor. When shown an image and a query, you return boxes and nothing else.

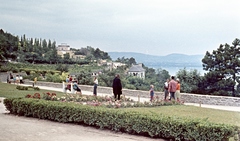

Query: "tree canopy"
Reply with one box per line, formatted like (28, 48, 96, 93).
(202, 38, 240, 96)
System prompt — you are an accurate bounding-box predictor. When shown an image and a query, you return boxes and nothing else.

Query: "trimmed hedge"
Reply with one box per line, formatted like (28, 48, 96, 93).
(4, 98, 237, 141)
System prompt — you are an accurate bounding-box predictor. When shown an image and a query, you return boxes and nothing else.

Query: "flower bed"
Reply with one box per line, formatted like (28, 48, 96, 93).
(25, 92, 183, 108)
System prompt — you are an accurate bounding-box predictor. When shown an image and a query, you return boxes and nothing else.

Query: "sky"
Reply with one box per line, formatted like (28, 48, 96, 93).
(1, 0, 240, 56)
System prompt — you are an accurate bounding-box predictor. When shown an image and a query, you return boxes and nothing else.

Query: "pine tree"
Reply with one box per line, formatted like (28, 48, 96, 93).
(202, 38, 240, 96)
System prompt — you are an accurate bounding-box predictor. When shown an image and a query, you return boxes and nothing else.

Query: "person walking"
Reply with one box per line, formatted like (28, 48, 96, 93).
(175, 78, 181, 102)
(149, 85, 154, 102)
(168, 76, 177, 100)
(164, 79, 169, 100)
(112, 74, 122, 101)
(93, 77, 98, 96)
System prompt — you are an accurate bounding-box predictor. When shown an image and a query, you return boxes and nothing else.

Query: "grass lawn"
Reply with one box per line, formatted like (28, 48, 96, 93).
(1, 82, 240, 127)
(122, 106, 240, 127)
(0, 82, 65, 98)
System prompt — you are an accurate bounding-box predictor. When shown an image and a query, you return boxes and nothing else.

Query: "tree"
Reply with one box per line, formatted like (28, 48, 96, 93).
(202, 38, 240, 96)
(156, 68, 170, 90)
(176, 68, 202, 93)
(0, 29, 18, 61)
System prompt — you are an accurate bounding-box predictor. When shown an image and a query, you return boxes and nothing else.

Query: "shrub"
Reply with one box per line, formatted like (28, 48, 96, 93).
(16, 86, 28, 90)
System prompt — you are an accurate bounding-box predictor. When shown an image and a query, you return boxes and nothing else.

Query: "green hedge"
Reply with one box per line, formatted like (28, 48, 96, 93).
(3, 98, 237, 141)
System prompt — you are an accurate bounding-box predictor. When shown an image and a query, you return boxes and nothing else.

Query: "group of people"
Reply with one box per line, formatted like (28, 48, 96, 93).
(7, 73, 24, 84)
(149, 76, 181, 102)
(64, 74, 181, 102)
(65, 75, 82, 95)
(164, 76, 181, 102)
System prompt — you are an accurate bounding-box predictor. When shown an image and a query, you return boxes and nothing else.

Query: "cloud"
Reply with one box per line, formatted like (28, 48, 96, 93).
(0, 0, 240, 56)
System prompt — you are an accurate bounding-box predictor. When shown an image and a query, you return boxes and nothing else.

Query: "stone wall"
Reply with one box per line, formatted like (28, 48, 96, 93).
(0, 72, 239, 107)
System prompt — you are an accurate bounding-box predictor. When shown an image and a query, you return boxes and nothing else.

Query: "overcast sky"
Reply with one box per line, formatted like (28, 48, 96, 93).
(1, 0, 239, 56)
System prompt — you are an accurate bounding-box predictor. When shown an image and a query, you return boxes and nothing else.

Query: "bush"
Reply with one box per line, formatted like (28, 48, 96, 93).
(45, 73, 63, 83)
(16, 86, 28, 90)
(16, 86, 40, 91)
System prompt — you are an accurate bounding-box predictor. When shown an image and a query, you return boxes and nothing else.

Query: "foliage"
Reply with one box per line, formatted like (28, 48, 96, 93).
(98, 68, 126, 87)
(0, 29, 18, 61)
(45, 73, 63, 83)
(16, 85, 40, 91)
(156, 68, 171, 90)
(55, 64, 69, 73)
(116, 56, 136, 67)
(0, 29, 111, 64)
(176, 68, 202, 93)
(202, 38, 240, 97)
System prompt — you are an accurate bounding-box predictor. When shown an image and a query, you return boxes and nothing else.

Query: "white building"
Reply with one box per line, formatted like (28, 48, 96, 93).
(128, 63, 145, 79)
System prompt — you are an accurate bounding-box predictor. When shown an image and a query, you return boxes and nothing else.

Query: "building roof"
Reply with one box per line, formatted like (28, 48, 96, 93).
(128, 64, 145, 72)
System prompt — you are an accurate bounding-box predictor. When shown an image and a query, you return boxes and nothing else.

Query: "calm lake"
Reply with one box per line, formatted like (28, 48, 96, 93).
(145, 65, 207, 76)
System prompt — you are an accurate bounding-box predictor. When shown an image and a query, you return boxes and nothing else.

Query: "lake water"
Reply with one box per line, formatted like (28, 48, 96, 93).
(145, 65, 207, 76)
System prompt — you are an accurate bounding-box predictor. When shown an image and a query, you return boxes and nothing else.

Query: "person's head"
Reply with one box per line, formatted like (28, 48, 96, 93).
(166, 78, 169, 82)
(150, 85, 154, 88)
(171, 76, 175, 80)
(116, 74, 120, 78)
(176, 78, 180, 83)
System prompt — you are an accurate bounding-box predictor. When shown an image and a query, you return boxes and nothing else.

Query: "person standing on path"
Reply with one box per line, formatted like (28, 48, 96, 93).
(164, 79, 169, 100)
(34, 77, 37, 86)
(168, 76, 177, 100)
(149, 85, 154, 102)
(93, 76, 98, 96)
(112, 74, 122, 101)
(175, 78, 181, 102)
(19, 75, 23, 84)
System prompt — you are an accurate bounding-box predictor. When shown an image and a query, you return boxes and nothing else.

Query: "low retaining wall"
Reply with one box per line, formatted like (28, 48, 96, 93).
(22, 80, 240, 107)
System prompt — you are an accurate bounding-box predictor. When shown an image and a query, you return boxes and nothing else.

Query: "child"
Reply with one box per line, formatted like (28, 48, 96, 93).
(149, 85, 154, 102)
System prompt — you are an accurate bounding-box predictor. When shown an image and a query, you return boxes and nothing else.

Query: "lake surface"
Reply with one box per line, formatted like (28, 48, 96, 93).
(145, 65, 207, 76)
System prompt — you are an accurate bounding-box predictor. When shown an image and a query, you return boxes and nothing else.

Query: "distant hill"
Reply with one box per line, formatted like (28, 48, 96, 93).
(108, 52, 204, 68)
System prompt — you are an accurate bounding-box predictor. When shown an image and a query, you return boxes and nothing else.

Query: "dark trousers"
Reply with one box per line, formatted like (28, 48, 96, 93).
(114, 93, 121, 100)
(93, 84, 97, 95)
(169, 92, 175, 100)
(164, 89, 169, 100)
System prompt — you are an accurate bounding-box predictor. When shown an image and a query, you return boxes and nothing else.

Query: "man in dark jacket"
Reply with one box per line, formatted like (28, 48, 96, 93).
(112, 74, 122, 101)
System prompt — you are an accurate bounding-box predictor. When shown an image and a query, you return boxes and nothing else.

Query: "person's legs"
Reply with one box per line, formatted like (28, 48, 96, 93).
(117, 94, 121, 100)
(170, 92, 175, 100)
(164, 90, 168, 100)
(114, 94, 117, 101)
(171, 92, 175, 100)
(176, 90, 180, 102)
(93, 84, 97, 96)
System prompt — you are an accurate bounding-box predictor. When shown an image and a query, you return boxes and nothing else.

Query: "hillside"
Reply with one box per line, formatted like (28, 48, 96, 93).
(108, 52, 204, 67)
